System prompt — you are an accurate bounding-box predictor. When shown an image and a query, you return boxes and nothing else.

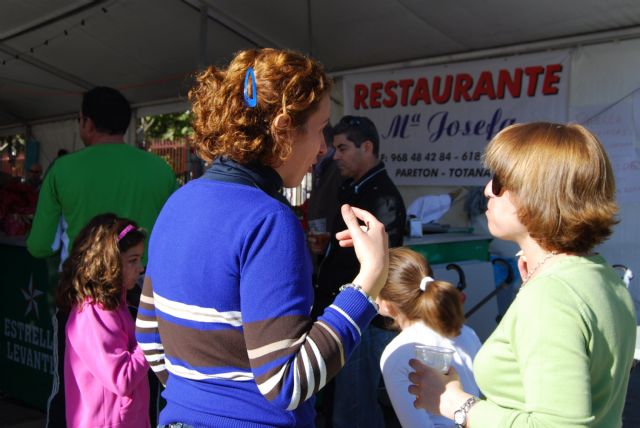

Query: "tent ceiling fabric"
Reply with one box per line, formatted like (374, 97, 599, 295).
(1, 0, 640, 129)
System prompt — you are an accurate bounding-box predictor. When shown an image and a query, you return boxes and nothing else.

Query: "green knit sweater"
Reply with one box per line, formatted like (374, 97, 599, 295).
(472, 255, 635, 427)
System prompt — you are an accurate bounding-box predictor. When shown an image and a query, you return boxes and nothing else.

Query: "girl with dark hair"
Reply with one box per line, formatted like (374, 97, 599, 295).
(377, 247, 481, 428)
(57, 213, 149, 428)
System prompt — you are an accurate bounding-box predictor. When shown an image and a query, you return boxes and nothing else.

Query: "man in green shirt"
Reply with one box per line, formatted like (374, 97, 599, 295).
(28, 87, 177, 264)
(27, 86, 178, 428)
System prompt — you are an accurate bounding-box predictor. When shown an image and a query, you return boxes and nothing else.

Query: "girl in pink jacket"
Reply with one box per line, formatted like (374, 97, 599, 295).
(56, 213, 150, 428)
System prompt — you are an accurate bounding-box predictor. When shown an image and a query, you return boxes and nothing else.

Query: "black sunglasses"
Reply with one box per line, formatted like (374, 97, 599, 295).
(491, 174, 505, 196)
(341, 116, 361, 126)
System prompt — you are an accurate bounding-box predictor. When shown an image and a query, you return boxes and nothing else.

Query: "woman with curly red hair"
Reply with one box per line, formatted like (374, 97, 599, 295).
(135, 49, 388, 427)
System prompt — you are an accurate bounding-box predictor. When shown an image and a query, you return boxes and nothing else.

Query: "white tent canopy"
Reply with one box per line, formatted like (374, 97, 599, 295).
(2, 0, 640, 129)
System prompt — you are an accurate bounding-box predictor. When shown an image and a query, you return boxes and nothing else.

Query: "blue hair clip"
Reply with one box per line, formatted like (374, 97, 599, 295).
(244, 67, 257, 108)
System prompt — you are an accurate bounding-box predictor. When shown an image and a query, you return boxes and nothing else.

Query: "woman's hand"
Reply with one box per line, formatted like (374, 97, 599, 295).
(336, 204, 388, 299)
(408, 359, 470, 420)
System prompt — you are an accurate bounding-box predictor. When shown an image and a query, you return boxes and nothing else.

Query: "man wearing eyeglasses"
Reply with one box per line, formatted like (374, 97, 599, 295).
(27, 86, 178, 428)
(314, 115, 406, 428)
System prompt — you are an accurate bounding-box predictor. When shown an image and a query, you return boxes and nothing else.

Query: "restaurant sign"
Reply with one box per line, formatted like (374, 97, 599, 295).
(343, 51, 570, 185)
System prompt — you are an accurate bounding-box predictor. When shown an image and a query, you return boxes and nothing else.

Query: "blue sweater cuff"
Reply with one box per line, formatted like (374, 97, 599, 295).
(332, 287, 378, 331)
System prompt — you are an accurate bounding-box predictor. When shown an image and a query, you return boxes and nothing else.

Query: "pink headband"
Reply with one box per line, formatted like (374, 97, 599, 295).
(118, 224, 136, 241)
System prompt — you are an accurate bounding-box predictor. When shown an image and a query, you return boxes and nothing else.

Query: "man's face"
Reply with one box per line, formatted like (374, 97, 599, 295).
(332, 133, 366, 179)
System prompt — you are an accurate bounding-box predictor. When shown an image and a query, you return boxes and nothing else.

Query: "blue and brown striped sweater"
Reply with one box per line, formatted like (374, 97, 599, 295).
(135, 173, 377, 427)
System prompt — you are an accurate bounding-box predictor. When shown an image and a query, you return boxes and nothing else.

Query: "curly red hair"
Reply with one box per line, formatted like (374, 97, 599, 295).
(189, 48, 332, 166)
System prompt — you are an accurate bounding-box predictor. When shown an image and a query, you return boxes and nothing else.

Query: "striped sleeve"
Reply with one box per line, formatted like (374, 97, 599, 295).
(244, 289, 377, 410)
(135, 276, 168, 385)
(240, 209, 378, 411)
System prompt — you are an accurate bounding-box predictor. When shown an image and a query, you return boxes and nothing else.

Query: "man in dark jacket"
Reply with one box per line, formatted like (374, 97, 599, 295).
(315, 115, 406, 428)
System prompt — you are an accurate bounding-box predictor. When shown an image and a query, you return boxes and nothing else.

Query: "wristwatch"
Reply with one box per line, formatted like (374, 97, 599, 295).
(453, 396, 479, 428)
(338, 283, 379, 312)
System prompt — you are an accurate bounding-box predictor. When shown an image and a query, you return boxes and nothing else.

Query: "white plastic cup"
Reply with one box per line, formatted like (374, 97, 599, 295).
(415, 345, 454, 374)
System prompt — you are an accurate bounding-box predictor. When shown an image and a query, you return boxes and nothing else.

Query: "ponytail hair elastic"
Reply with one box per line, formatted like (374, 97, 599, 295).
(419, 276, 435, 292)
(118, 224, 136, 241)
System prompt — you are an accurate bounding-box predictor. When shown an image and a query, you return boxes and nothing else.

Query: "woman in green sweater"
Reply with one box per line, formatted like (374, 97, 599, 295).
(408, 122, 636, 428)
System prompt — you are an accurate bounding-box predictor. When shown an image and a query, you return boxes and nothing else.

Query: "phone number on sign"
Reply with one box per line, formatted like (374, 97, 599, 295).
(381, 151, 482, 163)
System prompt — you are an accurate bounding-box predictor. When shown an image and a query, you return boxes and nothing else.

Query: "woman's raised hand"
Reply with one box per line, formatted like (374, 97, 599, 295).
(336, 204, 388, 299)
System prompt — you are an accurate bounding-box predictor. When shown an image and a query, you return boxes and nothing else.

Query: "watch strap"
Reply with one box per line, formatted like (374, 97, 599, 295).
(454, 396, 479, 428)
(338, 283, 379, 312)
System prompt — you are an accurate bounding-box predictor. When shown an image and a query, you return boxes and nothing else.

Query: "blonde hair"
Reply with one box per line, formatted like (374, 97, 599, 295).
(56, 213, 146, 312)
(484, 122, 618, 253)
(380, 247, 464, 338)
(188, 48, 332, 166)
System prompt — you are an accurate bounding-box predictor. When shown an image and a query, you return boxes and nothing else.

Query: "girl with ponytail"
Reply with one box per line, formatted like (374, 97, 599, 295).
(377, 247, 481, 428)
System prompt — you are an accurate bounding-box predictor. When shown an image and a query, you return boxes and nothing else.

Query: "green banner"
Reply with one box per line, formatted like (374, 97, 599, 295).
(1, 242, 58, 410)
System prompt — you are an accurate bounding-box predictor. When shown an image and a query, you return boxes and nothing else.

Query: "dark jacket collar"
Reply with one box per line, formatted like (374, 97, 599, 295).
(346, 161, 387, 195)
(203, 157, 289, 205)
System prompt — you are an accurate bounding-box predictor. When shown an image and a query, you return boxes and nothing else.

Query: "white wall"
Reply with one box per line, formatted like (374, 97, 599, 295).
(30, 119, 80, 171)
(570, 38, 640, 315)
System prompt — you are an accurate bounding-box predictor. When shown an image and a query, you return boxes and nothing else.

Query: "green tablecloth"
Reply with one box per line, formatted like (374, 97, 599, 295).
(0, 238, 58, 410)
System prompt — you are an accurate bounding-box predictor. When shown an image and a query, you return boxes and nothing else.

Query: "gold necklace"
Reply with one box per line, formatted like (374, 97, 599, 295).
(522, 251, 558, 285)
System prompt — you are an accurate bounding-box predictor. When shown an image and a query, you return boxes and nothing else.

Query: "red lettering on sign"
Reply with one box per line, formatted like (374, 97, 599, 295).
(398, 79, 414, 106)
(524, 66, 544, 96)
(353, 84, 368, 109)
(383, 81, 398, 107)
(410, 78, 431, 106)
(497, 69, 522, 98)
(433, 75, 452, 104)
(370, 82, 383, 108)
(454, 73, 473, 102)
(542, 64, 562, 95)
(350, 62, 564, 109)
(472, 71, 496, 100)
